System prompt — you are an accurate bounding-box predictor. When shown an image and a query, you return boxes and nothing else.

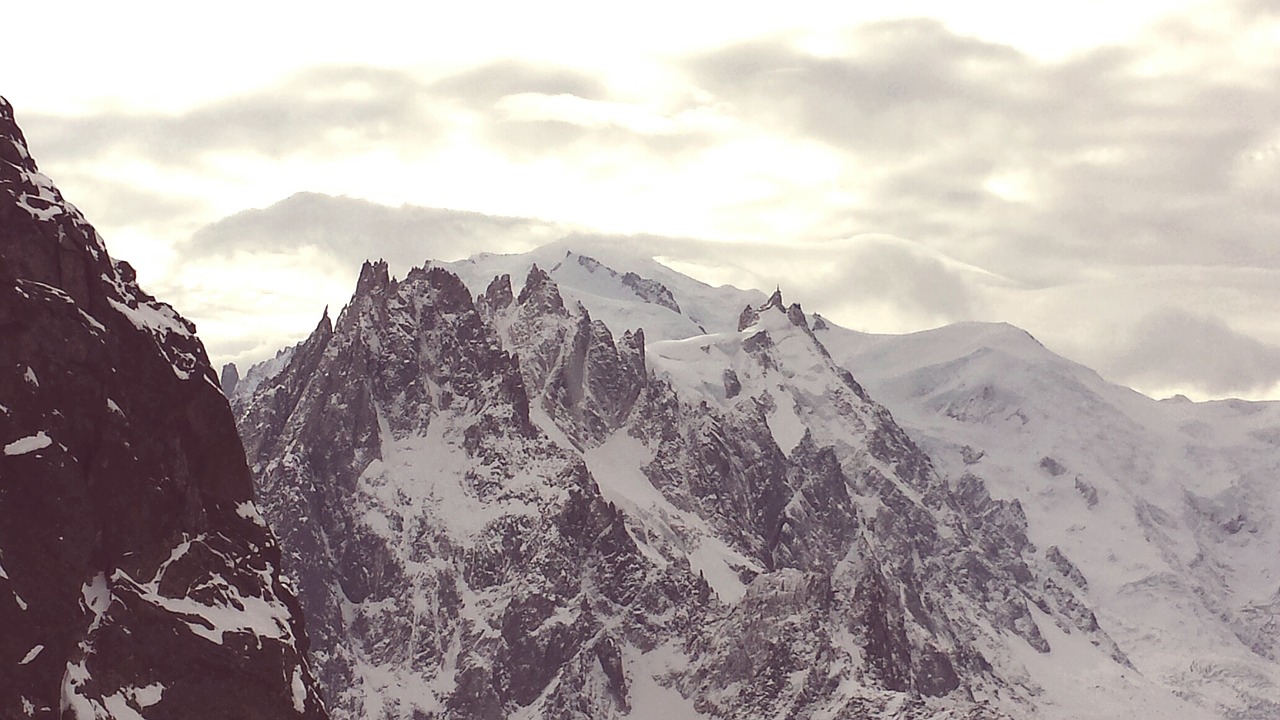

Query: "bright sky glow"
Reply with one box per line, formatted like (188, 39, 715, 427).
(7, 0, 1280, 400)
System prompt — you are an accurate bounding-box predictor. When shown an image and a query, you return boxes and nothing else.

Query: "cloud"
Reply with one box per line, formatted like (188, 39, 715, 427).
(22, 59, 711, 176)
(686, 14, 1280, 283)
(22, 61, 632, 168)
(24, 66, 447, 167)
(688, 21, 1029, 158)
(429, 60, 608, 106)
(179, 192, 567, 271)
(147, 246, 357, 371)
(641, 233, 991, 331)
(1105, 307, 1280, 397)
(49, 172, 208, 233)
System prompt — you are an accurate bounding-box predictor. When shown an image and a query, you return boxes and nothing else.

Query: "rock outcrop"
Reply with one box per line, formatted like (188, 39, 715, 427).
(0, 97, 326, 720)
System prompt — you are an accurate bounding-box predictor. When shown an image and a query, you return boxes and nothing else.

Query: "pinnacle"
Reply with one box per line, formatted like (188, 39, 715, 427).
(765, 287, 784, 311)
(516, 263, 566, 315)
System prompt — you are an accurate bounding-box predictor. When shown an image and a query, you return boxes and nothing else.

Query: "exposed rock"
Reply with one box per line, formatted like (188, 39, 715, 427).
(0, 96, 325, 720)
(221, 362, 240, 395)
(1039, 456, 1067, 476)
(574, 253, 682, 313)
(235, 261, 704, 719)
(622, 271, 681, 314)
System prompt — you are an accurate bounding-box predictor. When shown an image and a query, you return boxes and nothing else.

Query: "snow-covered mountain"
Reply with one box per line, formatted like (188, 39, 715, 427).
(0, 98, 327, 718)
(224, 240, 1275, 718)
(818, 320, 1280, 718)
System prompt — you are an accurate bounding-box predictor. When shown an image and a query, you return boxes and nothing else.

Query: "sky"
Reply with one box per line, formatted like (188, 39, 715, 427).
(7, 0, 1280, 400)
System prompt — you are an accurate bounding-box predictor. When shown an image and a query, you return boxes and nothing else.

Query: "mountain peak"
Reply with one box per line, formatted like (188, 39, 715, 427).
(737, 287, 809, 332)
(355, 258, 391, 296)
(516, 262, 566, 315)
(765, 286, 784, 311)
(0, 96, 36, 173)
(479, 273, 514, 316)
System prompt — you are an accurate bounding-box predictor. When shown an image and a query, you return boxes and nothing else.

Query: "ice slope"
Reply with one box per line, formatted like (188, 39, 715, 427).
(446, 243, 1257, 718)
(819, 320, 1280, 719)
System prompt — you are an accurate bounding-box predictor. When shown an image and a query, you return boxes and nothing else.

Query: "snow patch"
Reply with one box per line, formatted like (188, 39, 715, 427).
(584, 433, 756, 603)
(19, 644, 43, 665)
(82, 572, 110, 617)
(61, 574, 111, 720)
(121, 568, 292, 646)
(132, 683, 164, 708)
(291, 665, 307, 712)
(766, 400, 807, 453)
(5, 432, 52, 456)
(236, 501, 269, 528)
(107, 298, 189, 338)
(624, 642, 707, 718)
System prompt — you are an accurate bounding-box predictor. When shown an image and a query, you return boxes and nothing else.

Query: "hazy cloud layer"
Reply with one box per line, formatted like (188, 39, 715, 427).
(687, 17, 1280, 282)
(23, 60, 707, 169)
(1108, 307, 1280, 396)
(13, 2, 1280, 400)
(645, 234, 989, 327)
(164, 193, 1280, 400)
(184, 192, 565, 268)
(24, 66, 448, 166)
(430, 60, 609, 106)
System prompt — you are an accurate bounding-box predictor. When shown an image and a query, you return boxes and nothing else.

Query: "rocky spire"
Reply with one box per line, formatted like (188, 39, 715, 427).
(516, 263, 566, 316)
(220, 362, 240, 395)
(739, 287, 794, 331)
(764, 286, 785, 311)
(480, 273, 514, 314)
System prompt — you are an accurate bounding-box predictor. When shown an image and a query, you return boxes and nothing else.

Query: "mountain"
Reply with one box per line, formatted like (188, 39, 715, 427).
(232, 261, 710, 719)
(0, 98, 327, 719)
(817, 320, 1280, 718)
(228, 242, 1256, 718)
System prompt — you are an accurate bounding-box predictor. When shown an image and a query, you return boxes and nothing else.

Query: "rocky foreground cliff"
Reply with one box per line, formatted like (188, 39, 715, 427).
(0, 98, 327, 719)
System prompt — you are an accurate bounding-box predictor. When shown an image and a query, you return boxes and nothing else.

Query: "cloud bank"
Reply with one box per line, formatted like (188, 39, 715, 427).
(10, 1, 1280, 399)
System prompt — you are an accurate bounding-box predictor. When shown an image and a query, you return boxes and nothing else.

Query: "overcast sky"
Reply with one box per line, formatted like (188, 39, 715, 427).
(8, 0, 1280, 400)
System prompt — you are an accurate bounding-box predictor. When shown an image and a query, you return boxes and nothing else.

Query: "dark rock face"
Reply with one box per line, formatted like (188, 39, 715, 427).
(476, 272, 513, 318)
(496, 267, 648, 448)
(220, 362, 240, 395)
(0, 98, 325, 719)
(621, 271, 681, 314)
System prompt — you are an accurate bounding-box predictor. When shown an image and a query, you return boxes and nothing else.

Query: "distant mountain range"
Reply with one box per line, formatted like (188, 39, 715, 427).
(227, 239, 1280, 718)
